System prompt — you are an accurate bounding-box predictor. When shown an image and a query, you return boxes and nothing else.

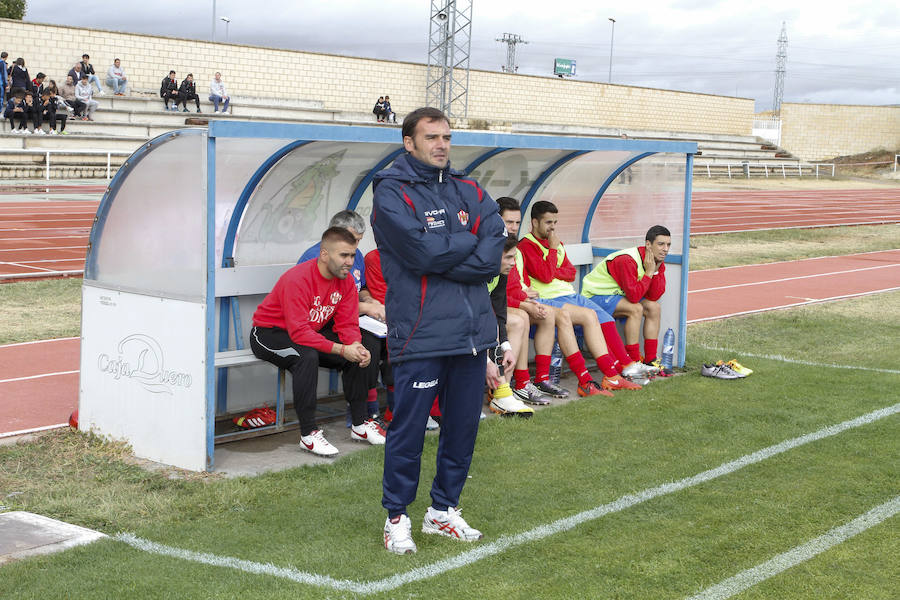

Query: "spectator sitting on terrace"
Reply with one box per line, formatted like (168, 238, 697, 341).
(178, 73, 201, 113)
(373, 96, 386, 122)
(208, 72, 229, 113)
(383, 95, 396, 123)
(61, 75, 85, 117)
(4, 90, 29, 133)
(581, 225, 672, 374)
(79, 54, 104, 95)
(67, 62, 83, 88)
(249, 226, 385, 457)
(75, 74, 98, 121)
(9, 57, 32, 94)
(36, 88, 57, 134)
(106, 58, 127, 95)
(31, 72, 46, 97)
(47, 87, 68, 134)
(160, 70, 180, 111)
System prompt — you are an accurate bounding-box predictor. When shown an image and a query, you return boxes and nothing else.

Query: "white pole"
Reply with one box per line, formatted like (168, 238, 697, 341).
(45, 151, 50, 180)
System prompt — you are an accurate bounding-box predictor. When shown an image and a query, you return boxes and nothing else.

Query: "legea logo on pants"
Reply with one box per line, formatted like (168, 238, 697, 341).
(412, 378, 439, 389)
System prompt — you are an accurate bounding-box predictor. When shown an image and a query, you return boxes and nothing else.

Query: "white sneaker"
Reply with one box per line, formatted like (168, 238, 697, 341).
(384, 514, 417, 554)
(48, 129, 57, 135)
(422, 506, 483, 541)
(425, 416, 440, 430)
(621, 361, 657, 378)
(298, 429, 339, 456)
(350, 418, 386, 445)
(35, 129, 46, 135)
(489, 393, 534, 417)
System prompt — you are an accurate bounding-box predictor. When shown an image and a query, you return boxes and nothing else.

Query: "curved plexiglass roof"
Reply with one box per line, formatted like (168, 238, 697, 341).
(85, 122, 695, 299)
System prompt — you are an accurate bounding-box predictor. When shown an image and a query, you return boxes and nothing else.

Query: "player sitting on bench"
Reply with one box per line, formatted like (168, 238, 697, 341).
(581, 225, 672, 375)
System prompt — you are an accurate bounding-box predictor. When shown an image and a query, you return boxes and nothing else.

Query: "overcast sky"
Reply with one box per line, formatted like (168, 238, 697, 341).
(24, 0, 899, 112)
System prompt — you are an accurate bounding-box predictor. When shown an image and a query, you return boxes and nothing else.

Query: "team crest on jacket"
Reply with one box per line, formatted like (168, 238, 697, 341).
(330, 291, 342, 304)
(457, 210, 469, 227)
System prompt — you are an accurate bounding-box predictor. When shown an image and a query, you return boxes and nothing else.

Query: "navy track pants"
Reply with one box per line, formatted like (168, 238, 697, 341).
(382, 351, 486, 517)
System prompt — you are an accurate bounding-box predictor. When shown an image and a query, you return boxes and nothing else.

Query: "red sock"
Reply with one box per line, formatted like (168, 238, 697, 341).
(430, 396, 441, 417)
(644, 339, 658, 363)
(601, 321, 632, 367)
(367, 388, 378, 402)
(596, 354, 619, 378)
(513, 369, 530, 390)
(625, 343, 641, 363)
(565, 351, 591, 385)
(534, 354, 551, 383)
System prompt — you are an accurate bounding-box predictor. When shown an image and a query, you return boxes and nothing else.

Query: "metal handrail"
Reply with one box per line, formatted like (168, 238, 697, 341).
(693, 161, 835, 179)
(0, 148, 133, 180)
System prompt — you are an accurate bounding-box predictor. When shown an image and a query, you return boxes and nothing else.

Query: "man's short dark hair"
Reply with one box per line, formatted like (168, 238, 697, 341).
(186, 73, 193, 78)
(81, 74, 88, 80)
(114, 58, 120, 62)
(530, 200, 558, 221)
(646, 225, 671, 243)
(401, 107, 450, 140)
(0, 52, 7, 59)
(82, 54, 89, 59)
(169, 70, 176, 75)
(35, 72, 45, 79)
(321, 226, 358, 247)
(503, 236, 519, 253)
(497, 197, 520, 215)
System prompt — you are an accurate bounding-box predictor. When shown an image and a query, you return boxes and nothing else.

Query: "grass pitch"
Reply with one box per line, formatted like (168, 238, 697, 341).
(1, 291, 897, 599)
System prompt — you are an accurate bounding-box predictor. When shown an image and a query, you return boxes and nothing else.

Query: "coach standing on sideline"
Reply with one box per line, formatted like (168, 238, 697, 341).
(372, 107, 507, 554)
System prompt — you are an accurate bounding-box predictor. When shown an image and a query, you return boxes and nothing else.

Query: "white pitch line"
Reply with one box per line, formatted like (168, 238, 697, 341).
(684, 495, 900, 600)
(691, 343, 900, 375)
(689, 264, 899, 294)
(0, 370, 79, 384)
(114, 403, 900, 596)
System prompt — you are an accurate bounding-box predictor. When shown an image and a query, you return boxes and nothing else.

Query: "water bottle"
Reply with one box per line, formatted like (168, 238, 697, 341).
(661, 328, 675, 370)
(549, 342, 563, 384)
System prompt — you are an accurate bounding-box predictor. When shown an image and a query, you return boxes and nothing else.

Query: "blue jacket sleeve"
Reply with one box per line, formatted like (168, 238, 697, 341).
(372, 180, 478, 276)
(441, 193, 507, 284)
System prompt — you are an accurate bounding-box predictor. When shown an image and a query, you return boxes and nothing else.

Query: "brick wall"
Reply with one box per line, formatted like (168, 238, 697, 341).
(779, 103, 900, 162)
(0, 18, 761, 137)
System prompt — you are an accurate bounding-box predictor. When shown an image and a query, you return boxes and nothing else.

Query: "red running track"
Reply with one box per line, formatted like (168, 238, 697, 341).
(688, 249, 900, 322)
(3, 250, 899, 437)
(0, 201, 97, 278)
(1, 188, 898, 279)
(690, 188, 899, 234)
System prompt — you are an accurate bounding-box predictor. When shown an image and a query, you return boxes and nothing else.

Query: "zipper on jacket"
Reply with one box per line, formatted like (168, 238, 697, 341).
(460, 289, 477, 355)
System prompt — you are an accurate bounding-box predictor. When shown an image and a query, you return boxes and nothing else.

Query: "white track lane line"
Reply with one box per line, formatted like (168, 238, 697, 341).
(0, 423, 69, 439)
(0, 246, 86, 252)
(693, 250, 899, 273)
(687, 287, 900, 323)
(0, 370, 79, 384)
(689, 264, 899, 294)
(114, 403, 900, 596)
(0, 337, 78, 348)
(691, 343, 900, 375)
(692, 221, 898, 235)
(684, 496, 900, 600)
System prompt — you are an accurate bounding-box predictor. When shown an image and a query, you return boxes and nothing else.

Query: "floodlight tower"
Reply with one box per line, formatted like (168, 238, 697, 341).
(773, 22, 788, 115)
(426, 1, 473, 119)
(497, 32, 527, 73)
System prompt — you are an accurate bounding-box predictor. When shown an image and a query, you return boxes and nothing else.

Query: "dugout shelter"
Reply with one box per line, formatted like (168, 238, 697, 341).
(79, 121, 697, 471)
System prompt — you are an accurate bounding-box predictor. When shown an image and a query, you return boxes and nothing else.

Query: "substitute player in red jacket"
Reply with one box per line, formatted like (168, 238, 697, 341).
(581, 225, 671, 369)
(249, 227, 385, 456)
